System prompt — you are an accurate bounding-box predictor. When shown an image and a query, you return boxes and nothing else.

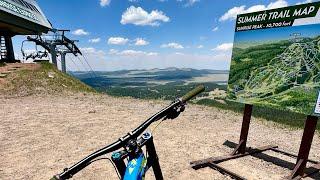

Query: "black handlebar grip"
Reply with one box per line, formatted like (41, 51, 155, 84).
(180, 85, 205, 103)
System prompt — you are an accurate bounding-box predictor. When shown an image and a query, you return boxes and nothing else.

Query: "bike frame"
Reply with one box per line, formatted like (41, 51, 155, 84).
(111, 132, 163, 180)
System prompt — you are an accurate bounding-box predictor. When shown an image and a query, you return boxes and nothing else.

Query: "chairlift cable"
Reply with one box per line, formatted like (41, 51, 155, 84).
(67, 54, 81, 72)
(76, 55, 96, 79)
(57, 57, 76, 77)
(69, 55, 107, 93)
(65, 57, 80, 74)
(74, 55, 94, 78)
(74, 55, 89, 72)
(67, 56, 84, 76)
(78, 54, 110, 92)
(80, 54, 97, 77)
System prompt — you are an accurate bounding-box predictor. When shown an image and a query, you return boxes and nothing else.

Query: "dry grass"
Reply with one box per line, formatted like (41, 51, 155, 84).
(0, 62, 95, 97)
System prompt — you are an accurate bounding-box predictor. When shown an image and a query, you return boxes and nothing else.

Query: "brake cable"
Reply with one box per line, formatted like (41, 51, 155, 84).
(151, 119, 164, 134)
(87, 157, 121, 180)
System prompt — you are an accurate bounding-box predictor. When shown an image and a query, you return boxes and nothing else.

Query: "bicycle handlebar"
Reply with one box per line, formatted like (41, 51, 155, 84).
(52, 85, 205, 180)
(181, 85, 205, 102)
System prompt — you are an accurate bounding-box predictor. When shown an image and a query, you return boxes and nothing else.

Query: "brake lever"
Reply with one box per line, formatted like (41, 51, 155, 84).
(164, 101, 186, 120)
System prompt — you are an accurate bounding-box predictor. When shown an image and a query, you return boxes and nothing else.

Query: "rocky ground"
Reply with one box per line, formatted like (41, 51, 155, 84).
(1, 93, 319, 180)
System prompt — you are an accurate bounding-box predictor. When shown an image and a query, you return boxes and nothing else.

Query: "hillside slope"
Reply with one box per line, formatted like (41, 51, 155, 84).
(0, 62, 95, 97)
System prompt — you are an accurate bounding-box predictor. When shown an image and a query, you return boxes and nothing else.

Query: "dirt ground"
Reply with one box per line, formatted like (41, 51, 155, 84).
(0, 94, 320, 180)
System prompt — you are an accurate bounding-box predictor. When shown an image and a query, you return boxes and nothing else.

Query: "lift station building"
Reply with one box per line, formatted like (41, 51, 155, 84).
(0, 0, 52, 63)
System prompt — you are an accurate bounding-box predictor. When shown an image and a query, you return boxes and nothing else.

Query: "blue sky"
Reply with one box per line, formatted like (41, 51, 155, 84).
(13, 0, 317, 71)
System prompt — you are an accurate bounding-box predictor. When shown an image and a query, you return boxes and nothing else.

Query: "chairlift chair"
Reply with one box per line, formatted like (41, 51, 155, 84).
(21, 39, 49, 61)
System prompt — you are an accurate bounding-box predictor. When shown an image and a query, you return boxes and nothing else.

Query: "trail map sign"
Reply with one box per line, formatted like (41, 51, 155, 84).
(227, 2, 320, 116)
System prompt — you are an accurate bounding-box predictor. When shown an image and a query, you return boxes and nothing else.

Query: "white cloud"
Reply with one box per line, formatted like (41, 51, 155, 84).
(108, 49, 118, 54)
(89, 38, 101, 43)
(175, 52, 185, 55)
(121, 6, 170, 26)
(109, 49, 158, 56)
(80, 47, 104, 54)
(134, 38, 149, 46)
(108, 37, 129, 45)
(184, 0, 200, 6)
(100, 0, 111, 7)
(80, 47, 106, 60)
(212, 26, 219, 32)
(161, 42, 184, 49)
(72, 29, 89, 36)
(212, 43, 233, 51)
(219, 0, 289, 21)
(197, 45, 204, 49)
(199, 36, 207, 41)
(296, 0, 312, 5)
(176, 0, 200, 6)
(267, 0, 288, 9)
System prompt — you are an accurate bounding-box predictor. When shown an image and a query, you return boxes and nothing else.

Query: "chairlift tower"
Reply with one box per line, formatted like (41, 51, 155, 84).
(57, 39, 81, 73)
(26, 29, 82, 72)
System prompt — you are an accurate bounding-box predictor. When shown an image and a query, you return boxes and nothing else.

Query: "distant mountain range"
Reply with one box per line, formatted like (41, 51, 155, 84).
(72, 68, 229, 79)
(73, 67, 228, 74)
(72, 67, 229, 90)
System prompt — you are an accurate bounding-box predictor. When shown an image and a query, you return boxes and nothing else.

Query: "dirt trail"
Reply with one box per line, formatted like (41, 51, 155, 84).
(0, 94, 319, 180)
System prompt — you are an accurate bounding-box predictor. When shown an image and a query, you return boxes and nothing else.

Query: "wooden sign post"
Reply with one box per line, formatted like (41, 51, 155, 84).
(190, 104, 319, 180)
(289, 115, 318, 179)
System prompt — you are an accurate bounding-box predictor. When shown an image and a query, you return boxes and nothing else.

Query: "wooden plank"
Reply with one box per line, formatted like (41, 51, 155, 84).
(208, 163, 247, 180)
(311, 163, 320, 169)
(270, 148, 318, 164)
(190, 145, 277, 170)
(302, 163, 320, 178)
